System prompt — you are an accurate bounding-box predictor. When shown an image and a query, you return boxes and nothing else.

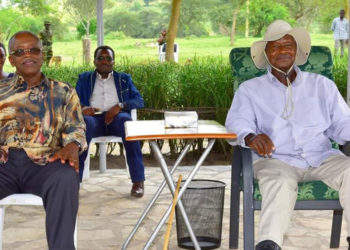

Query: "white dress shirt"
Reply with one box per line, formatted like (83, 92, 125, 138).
(331, 17, 349, 40)
(225, 66, 350, 169)
(90, 72, 119, 112)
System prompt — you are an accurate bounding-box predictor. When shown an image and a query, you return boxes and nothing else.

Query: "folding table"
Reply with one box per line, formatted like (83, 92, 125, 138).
(121, 120, 236, 249)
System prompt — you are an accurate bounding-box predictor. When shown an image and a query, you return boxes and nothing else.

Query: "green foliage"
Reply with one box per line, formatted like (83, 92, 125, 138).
(104, 9, 141, 37)
(136, 9, 164, 38)
(42, 57, 233, 125)
(332, 55, 348, 98)
(104, 7, 164, 38)
(209, 3, 233, 35)
(104, 31, 127, 40)
(178, 0, 211, 37)
(0, 8, 43, 41)
(10, 0, 50, 15)
(42, 57, 233, 156)
(42, 65, 94, 85)
(64, 0, 96, 37)
(159, 0, 211, 37)
(249, 0, 290, 37)
(76, 19, 97, 38)
(317, 0, 345, 33)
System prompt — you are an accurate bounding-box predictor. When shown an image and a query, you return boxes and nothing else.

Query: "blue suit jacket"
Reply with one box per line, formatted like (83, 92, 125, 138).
(75, 71, 144, 114)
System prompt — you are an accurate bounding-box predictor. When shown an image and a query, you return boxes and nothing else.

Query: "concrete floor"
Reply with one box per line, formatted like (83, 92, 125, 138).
(2, 165, 349, 250)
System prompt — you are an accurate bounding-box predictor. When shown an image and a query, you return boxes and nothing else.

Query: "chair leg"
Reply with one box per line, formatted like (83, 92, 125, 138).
(241, 147, 255, 250)
(0, 207, 5, 250)
(82, 149, 91, 180)
(122, 147, 131, 179)
(99, 142, 107, 173)
(229, 147, 242, 249)
(74, 218, 77, 248)
(330, 209, 343, 248)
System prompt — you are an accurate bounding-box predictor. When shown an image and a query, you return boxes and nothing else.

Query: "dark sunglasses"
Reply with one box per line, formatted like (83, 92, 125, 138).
(96, 55, 113, 62)
(10, 47, 41, 57)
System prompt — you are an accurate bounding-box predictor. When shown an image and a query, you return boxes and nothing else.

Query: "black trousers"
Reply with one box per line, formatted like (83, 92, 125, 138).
(0, 149, 79, 250)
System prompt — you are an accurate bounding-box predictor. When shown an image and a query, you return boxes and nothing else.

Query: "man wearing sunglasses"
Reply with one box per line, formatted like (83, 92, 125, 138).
(75, 45, 145, 198)
(0, 31, 86, 249)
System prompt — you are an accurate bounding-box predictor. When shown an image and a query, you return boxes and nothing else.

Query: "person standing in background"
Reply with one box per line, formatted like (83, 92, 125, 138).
(331, 9, 349, 57)
(39, 21, 53, 64)
(157, 28, 167, 46)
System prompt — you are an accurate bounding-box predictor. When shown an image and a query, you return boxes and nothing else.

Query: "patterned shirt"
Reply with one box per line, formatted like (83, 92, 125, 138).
(331, 17, 349, 40)
(0, 74, 87, 165)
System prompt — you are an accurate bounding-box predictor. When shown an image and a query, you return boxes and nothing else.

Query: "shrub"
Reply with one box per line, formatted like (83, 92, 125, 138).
(42, 56, 349, 157)
(332, 55, 348, 98)
(43, 57, 233, 157)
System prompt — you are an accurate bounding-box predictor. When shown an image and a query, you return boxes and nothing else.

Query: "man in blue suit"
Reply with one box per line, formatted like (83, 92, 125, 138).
(76, 45, 145, 197)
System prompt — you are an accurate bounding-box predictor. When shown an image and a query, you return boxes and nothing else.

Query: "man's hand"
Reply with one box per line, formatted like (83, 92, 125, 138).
(245, 133, 275, 158)
(48, 142, 80, 172)
(105, 105, 121, 125)
(82, 107, 100, 116)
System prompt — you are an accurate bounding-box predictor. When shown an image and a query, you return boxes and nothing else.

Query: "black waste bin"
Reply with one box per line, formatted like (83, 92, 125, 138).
(175, 179, 226, 249)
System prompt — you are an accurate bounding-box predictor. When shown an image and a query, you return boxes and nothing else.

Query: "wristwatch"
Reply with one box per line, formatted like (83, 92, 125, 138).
(117, 102, 124, 109)
(72, 141, 82, 150)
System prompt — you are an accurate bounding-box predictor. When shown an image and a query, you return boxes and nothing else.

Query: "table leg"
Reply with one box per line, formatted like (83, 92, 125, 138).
(144, 139, 216, 250)
(122, 144, 191, 250)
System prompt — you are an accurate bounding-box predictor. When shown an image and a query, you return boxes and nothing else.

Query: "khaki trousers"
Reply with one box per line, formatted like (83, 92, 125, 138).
(334, 39, 347, 57)
(254, 155, 350, 246)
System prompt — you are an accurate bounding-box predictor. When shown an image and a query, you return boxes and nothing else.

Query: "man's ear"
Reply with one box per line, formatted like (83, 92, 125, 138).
(8, 56, 15, 67)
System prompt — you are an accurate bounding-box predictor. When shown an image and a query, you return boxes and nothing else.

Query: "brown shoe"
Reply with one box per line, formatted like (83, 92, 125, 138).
(131, 181, 144, 198)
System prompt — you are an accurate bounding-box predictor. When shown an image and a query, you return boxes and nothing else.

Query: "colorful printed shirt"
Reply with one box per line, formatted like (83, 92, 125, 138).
(0, 74, 87, 165)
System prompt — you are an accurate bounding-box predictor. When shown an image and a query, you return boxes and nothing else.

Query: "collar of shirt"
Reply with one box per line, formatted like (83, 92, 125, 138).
(266, 65, 302, 89)
(96, 71, 113, 81)
(13, 73, 50, 89)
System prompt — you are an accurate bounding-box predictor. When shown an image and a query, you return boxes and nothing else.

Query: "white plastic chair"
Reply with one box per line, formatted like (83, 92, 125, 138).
(159, 43, 179, 63)
(0, 193, 77, 249)
(82, 109, 137, 180)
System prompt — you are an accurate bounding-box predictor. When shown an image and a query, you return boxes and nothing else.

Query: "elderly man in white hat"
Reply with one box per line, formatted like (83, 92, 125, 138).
(226, 20, 350, 250)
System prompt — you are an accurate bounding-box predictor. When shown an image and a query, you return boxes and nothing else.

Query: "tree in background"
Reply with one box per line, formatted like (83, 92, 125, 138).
(209, 0, 246, 46)
(10, 0, 49, 15)
(137, 9, 163, 38)
(317, 0, 346, 33)
(166, 0, 181, 62)
(231, 0, 246, 45)
(104, 9, 140, 37)
(1, 0, 48, 41)
(64, 0, 96, 64)
(160, 0, 211, 37)
(77, 19, 97, 39)
(209, 3, 232, 36)
(276, 0, 323, 29)
(249, 0, 290, 37)
(144, 0, 156, 6)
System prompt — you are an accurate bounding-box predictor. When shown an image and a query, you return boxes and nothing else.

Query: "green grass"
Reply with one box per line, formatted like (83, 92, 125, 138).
(2, 33, 340, 71)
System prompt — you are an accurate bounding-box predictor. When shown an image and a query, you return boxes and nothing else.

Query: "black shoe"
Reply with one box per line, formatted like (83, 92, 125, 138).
(347, 237, 350, 250)
(256, 240, 281, 250)
(131, 181, 144, 198)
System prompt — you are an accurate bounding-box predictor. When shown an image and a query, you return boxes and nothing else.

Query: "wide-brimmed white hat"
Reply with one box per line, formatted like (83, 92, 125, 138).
(251, 20, 311, 69)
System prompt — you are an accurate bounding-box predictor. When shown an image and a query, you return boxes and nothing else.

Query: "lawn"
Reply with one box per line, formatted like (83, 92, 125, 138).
(2, 33, 340, 71)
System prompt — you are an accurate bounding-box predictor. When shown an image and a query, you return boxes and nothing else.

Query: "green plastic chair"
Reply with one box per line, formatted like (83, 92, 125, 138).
(228, 46, 343, 249)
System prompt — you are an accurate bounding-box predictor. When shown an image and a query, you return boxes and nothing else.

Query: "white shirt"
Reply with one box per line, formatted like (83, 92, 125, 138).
(331, 17, 349, 40)
(90, 72, 119, 112)
(225, 67, 350, 169)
